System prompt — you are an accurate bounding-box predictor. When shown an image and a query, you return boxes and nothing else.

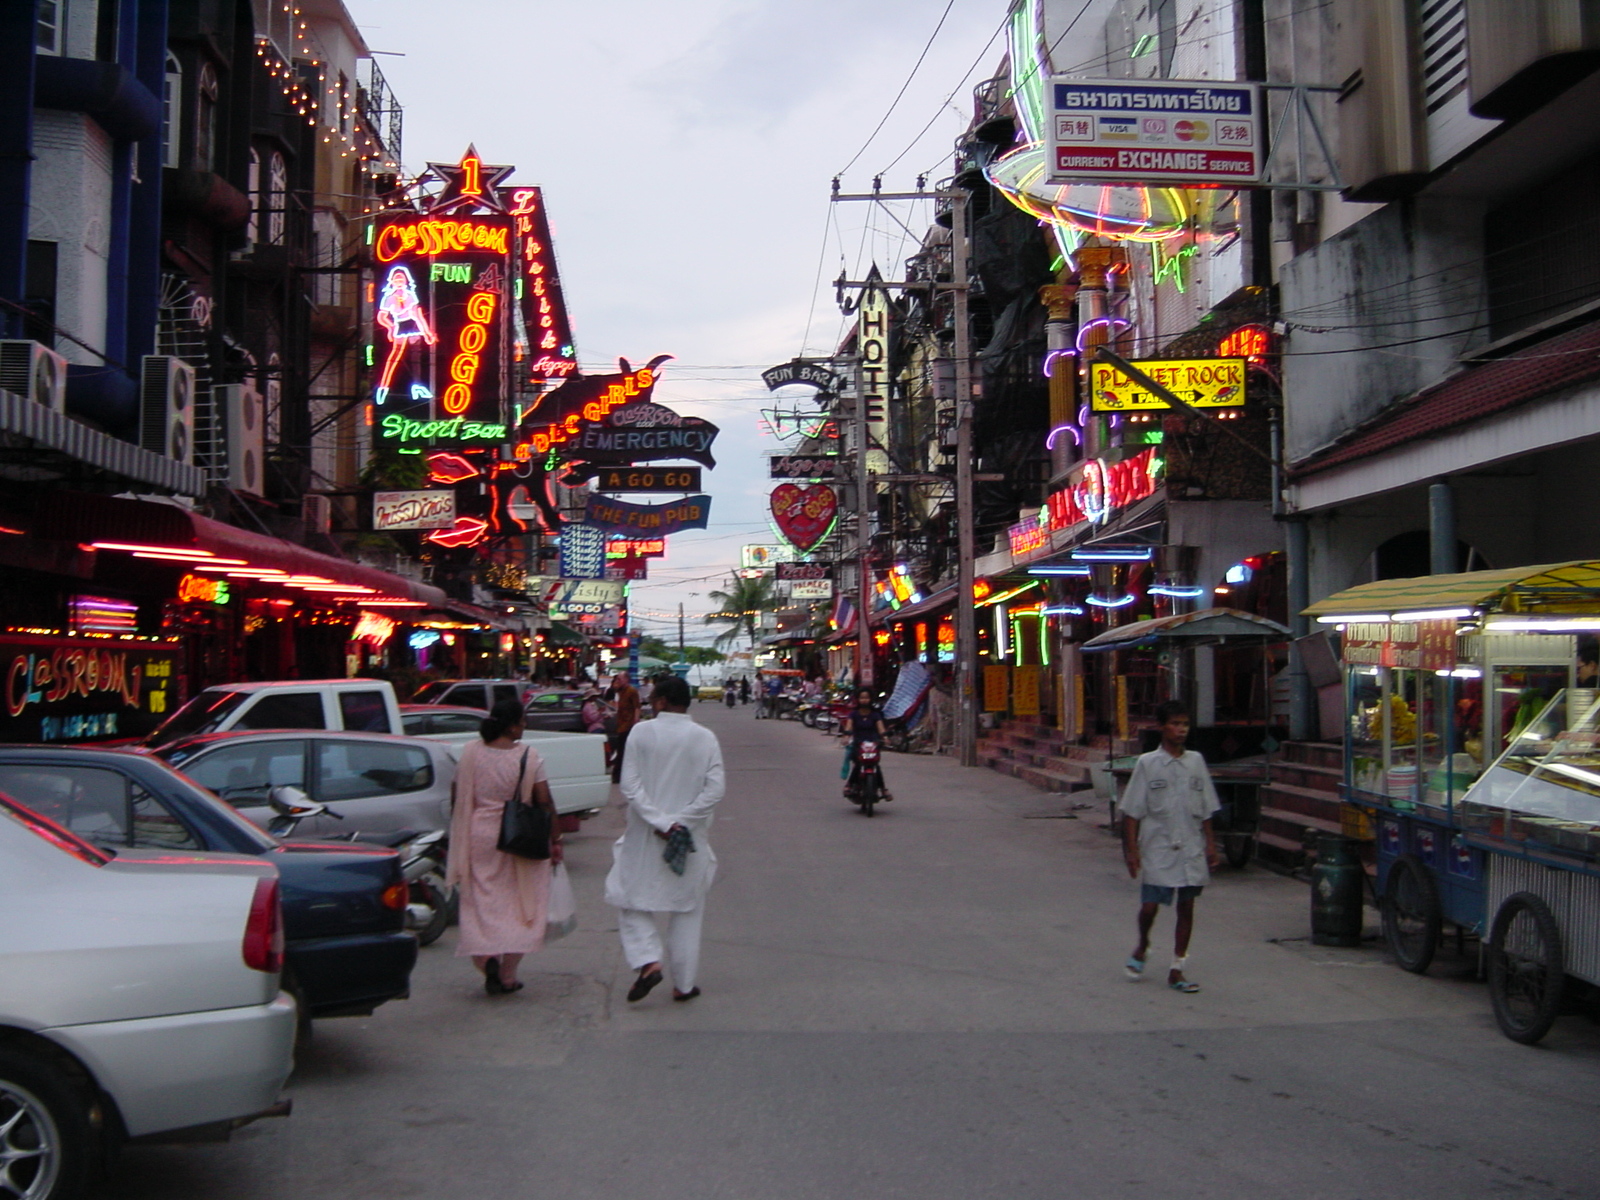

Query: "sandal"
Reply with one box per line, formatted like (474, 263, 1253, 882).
(672, 987, 701, 1002)
(1124, 956, 1146, 980)
(1168, 977, 1200, 993)
(627, 967, 663, 1003)
(484, 957, 504, 995)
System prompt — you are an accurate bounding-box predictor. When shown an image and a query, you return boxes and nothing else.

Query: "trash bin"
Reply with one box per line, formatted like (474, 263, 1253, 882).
(1310, 833, 1365, 947)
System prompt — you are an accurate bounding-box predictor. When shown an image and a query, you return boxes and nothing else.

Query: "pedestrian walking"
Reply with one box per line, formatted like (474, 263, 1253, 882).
(609, 671, 640, 784)
(446, 700, 562, 996)
(604, 675, 724, 1003)
(1120, 699, 1220, 993)
(739, 676, 750, 704)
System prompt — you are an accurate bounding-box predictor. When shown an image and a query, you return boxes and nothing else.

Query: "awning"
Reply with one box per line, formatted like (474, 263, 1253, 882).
(1301, 561, 1600, 619)
(541, 622, 589, 647)
(871, 584, 957, 627)
(0, 387, 206, 497)
(1081, 607, 1291, 652)
(34, 492, 447, 606)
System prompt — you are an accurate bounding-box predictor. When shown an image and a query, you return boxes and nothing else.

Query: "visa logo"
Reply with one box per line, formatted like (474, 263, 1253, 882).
(1100, 116, 1140, 141)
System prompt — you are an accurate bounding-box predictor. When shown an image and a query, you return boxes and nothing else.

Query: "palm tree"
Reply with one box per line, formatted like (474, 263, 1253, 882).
(703, 574, 779, 650)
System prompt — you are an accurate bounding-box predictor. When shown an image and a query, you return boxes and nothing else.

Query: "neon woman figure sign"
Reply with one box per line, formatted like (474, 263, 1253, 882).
(374, 266, 436, 405)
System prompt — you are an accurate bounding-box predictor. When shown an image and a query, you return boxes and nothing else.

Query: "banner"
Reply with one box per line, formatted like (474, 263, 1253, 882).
(742, 545, 795, 568)
(770, 454, 843, 481)
(583, 494, 711, 536)
(558, 523, 608, 579)
(373, 489, 456, 531)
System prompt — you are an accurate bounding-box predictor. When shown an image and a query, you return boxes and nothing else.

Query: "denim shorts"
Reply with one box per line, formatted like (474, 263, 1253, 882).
(1141, 884, 1203, 906)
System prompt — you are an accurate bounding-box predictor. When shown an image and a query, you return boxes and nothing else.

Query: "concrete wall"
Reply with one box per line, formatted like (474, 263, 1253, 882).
(1169, 498, 1281, 591)
(29, 110, 113, 367)
(1279, 196, 1489, 464)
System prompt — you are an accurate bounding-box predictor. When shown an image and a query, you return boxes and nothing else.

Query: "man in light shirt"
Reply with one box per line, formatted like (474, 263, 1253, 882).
(1120, 700, 1221, 993)
(605, 674, 725, 1003)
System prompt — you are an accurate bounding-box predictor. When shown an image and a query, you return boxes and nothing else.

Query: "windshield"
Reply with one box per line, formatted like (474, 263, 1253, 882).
(410, 681, 451, 703)
(145, 690, 249, 748)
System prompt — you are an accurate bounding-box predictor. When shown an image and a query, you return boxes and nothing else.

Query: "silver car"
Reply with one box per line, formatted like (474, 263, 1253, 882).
(0, 792, 295, 1198)
(155, 730, 457, 839)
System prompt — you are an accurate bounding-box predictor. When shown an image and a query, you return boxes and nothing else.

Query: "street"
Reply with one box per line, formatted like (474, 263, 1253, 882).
(108, 704, 1600, 1200)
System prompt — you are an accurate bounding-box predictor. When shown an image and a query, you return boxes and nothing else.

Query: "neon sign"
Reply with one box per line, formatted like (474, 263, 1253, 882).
(374, 266, 437, 405)
(519, 359, 668, 457)
(353, 612, 398, 646)
(1218, 323, 1270, 359)
(426, 452, 481, 484)
(176, 574, 230, 605)
(441, 289, 498, 415)
(7, 646, 145, 717)
(380, 413, 506, 444)
(499, 187, 578, 383)
(1044, 447, 1163, 532)
(424, 516, 491, 549)
(606, 538, 666, 558)
(375, 219, 511, 263)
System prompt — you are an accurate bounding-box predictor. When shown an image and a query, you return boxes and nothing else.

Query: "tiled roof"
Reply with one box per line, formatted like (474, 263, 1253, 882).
(1290, 317, 1600, 478)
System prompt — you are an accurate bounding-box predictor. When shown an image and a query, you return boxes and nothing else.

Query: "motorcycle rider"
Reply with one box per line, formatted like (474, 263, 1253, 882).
(838, 687, 892, 802)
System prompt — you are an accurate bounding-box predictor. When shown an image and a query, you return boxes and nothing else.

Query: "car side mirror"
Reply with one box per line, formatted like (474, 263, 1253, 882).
(268, 785, 322, 817)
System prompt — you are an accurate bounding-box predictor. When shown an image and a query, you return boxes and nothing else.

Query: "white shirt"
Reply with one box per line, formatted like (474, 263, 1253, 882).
(1119, 747, 1220, 888)
(604, 711, 725, 912)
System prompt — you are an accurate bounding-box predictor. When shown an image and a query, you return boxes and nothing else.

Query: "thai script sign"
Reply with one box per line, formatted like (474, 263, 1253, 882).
(373, 489, 457, 531)
(770, 454, 843, 481)
(1341, 621, 1456, 670)
(1049, 79, 1261, 184)
(1089, 358, 1246, 411)
(582, 494, 712, 536)
(0, 634, 180, 743)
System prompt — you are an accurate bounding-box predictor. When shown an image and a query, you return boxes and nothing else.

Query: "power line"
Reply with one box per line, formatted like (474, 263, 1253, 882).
(878, 12, 1009, 178)
(836, 0, 958, 180)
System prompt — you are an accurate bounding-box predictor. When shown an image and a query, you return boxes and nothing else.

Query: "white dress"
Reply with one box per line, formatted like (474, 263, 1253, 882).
(604, 712, 725, 912)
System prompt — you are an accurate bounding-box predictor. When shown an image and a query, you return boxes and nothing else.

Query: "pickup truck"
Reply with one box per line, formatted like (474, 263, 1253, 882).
(145, 679, 405, 747)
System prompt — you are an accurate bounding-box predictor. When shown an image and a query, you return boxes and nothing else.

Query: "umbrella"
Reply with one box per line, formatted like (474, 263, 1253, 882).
(1080, 607, 1290, 652)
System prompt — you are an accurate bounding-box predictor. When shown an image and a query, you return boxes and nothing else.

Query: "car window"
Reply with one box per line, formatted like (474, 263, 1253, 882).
(492, 684, 520, 706)
(401, 713, 430, 735)
(235, 691, 327, 731)
(450, 684, 488, 709)
(435, 712, 482, 734)
(561, 695, 585, 711)
(0, 766, 199, 851)
(182, 740, 307, 806)
(314, 740, 434, 802)
(528, 693, 561, 709)
(411, 681, 449, 703)
(338, 689, 392, 733)
(146, 689, 248, 745)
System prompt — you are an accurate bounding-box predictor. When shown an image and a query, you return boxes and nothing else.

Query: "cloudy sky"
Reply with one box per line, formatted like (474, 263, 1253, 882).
(344, 0, 1008, 645)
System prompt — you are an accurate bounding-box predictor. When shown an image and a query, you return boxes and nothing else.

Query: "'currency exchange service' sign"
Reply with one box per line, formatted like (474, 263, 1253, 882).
(1049, 79, 1261, 185)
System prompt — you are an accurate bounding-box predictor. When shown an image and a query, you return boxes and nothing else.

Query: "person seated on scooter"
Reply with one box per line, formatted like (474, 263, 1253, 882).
(839, 688, 891, 800)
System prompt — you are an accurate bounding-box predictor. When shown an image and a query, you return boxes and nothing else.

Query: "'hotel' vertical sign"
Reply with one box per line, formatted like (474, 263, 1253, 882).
(858, 275, 890, 471)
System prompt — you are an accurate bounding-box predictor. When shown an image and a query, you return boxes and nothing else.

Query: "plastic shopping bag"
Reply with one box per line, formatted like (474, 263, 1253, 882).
(841, 747, 852, 780)
(547, 862, 577, 941)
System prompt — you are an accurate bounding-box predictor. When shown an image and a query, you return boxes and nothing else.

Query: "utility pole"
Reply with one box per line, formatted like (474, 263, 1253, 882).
(830, 181, 977, 764)
(677, 601, 685, 661)
(852, 286, 879, 691)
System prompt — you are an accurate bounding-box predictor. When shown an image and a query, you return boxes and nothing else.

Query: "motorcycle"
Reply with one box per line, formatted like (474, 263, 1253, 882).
(845, 739, 885, 817)
(268, 787, 454, 946)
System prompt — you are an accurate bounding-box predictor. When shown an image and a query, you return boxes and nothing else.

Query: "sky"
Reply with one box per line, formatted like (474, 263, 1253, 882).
(343, 0, 1010, 646)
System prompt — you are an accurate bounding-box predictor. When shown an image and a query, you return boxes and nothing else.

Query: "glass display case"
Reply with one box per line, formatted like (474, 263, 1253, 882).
(1459, 688, 1600, 852)
(1348, 666, 1463, 811)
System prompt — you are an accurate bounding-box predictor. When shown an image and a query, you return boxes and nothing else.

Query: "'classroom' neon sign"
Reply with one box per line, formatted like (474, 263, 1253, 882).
(375, 219, 511, 263)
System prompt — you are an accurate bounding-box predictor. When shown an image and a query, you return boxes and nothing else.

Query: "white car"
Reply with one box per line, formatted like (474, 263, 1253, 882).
(0, 792, 294, 1200)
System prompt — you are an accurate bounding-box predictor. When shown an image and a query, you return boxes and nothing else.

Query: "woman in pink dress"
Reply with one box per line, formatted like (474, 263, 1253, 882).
(445, 700, 561, 994)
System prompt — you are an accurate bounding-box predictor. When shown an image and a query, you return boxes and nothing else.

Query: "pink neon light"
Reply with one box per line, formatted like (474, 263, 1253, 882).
(1045, 424, 1081, 449)
(1075, 316, 1131, 354)
(91, 542, 212, 555)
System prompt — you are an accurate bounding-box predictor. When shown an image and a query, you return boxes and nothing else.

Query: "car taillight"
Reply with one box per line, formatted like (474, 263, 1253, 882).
(243, 877, 285, 973)
(381, 881, 408, 911)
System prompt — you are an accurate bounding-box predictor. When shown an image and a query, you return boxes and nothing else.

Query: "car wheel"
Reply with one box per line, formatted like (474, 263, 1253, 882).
(412, 875, 451, 947)
(0, 1045, 100, 1200)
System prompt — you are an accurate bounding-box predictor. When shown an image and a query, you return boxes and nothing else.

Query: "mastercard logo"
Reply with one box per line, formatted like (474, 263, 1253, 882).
(1174, 119, 1211, 142)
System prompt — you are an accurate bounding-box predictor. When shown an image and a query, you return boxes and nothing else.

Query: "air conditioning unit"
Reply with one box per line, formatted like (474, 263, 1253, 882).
(140, 356, 196, 464)
(0, 340, 68, 411)
(302, 494, 332, 534)
(216, 383, 265, 494)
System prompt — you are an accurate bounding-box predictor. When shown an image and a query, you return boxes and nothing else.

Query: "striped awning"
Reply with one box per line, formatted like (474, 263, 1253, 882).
(1302, 561, 1600, 618)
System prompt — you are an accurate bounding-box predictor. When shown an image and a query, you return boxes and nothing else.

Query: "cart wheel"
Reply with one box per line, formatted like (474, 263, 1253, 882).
(1488, 891, 1565, 1045)
(1224, 833, 1254, 869)
(1381, 855, 1441, 974)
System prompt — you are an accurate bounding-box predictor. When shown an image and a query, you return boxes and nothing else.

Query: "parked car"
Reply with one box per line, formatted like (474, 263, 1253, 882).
(154, 730, 456, 837)
(399, 703, 488, 737)
(410, 678, 531, 710)
(0, 790, 294, 1198)
(0, 747, 417, 1027)
(143, 679, 404, 749)
(522, 689, 588, 732)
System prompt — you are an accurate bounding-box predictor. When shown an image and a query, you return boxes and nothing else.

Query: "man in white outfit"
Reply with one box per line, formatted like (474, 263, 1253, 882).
(605, 674, 725, 1002)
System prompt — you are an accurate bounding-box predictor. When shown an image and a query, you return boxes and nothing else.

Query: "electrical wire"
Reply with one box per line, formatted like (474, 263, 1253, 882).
(836, 0, 958, 180)
(877, 12, 1010, 178)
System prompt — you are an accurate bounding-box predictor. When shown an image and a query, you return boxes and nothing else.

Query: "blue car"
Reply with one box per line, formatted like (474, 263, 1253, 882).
(0, 747, 417, 1026)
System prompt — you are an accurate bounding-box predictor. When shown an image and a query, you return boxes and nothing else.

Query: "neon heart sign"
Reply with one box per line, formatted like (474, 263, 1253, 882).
(769, 483, 838, 552)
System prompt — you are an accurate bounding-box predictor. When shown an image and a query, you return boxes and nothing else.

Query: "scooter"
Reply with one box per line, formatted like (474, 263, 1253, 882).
(845, 740, 885, 817)
(268, 787, 454, 946)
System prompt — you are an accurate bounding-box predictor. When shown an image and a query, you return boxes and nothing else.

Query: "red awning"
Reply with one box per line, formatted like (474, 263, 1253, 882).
(35, 492, 448, 607)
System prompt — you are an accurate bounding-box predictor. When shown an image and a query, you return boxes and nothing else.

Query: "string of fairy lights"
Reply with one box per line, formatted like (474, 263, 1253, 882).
(253, 1, 398, 173)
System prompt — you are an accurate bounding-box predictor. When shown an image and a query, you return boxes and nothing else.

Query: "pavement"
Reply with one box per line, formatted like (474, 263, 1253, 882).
(106, 701, 1600, 1199)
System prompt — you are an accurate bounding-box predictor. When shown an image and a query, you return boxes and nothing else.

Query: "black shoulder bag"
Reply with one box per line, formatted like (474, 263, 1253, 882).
(496, 748, 553, 860)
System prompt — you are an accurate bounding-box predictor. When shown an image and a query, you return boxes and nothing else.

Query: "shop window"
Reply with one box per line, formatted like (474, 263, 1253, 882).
(314, 741, 432, 802)
(338, 690, 392, 733)
(162, 52, 182, 169)
(195, 61, 219, 172)
(235, 691, 326, 730)
(36, 1, 63, 54)
(183, 740, 307, 806)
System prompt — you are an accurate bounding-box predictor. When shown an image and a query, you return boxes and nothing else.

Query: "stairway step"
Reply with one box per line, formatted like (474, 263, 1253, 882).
(1254, 829, 1308, 869)
(1282, 741, 1343, 769)
(1262, 780, 1345, 822)
(1259, 805, 1344, 839)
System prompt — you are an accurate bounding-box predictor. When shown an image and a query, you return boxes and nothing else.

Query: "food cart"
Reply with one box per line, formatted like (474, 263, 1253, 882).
(1083, 607, 1291, 867)
(1306, 561, 1600, 1043)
